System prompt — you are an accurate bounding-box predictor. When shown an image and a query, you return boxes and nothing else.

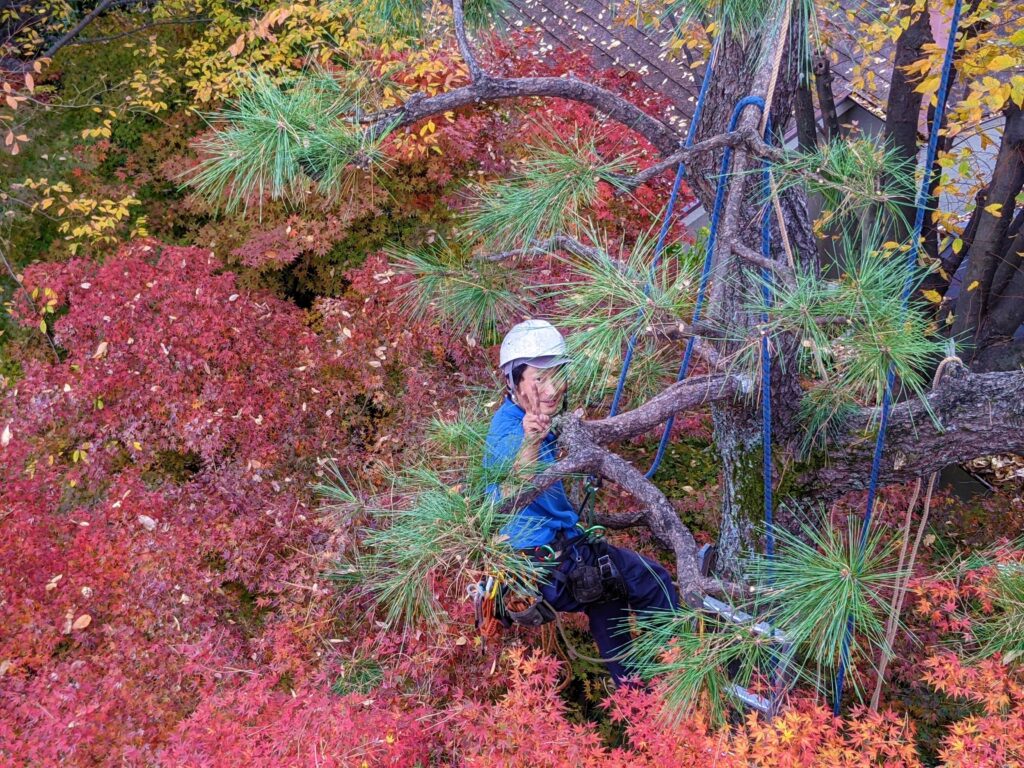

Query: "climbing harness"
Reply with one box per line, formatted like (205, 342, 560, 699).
(832, 0, 965, 715)
(470, 524, 620, 640)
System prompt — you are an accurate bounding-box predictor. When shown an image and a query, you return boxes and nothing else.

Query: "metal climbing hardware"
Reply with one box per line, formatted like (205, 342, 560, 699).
(698, 595, 794, 717)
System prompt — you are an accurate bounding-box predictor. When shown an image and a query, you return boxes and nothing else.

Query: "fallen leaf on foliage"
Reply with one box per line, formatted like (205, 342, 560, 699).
(72, 614, 92, 630)
(138, 514, 157, 531)
(1, 423, 10, 447)
(92, 340, 108, 359)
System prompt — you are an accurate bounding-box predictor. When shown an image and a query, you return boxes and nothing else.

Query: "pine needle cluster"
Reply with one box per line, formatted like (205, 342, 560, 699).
(544, 227, 702, 407)
(343, 0, 508, 37)
(189, 71, 395, 213)
(745, 514, 905, 696)
(623, 604, 781, 724)
(772, 136, 916, 230)
(973, 563, 1024, 664)
(316, 415, 553, 630)
(949, 542, 1024, 664)
(390, 236, 527, 343)
(467, 129, 635, 251)
(624, 513, 904, 721)
(745, 230, 948, 452)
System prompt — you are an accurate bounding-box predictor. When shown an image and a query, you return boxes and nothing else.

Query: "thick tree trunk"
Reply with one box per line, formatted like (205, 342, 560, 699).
(683, 17, 807, 576)
(883, 0, 934, 235)
(952, 104, 1024, 355)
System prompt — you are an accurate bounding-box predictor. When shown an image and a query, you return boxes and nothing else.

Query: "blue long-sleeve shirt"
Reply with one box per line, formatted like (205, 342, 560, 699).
(483, 397, 579, 549)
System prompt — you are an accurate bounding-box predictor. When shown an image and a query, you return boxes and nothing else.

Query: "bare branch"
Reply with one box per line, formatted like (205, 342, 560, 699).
(43, 0, 118, 60)
(362, 76, 682, 155)
(69, 16, 211, 47)
(587, 373, 744, 443)
(645, 321, 723, 370)
(494, 450, 600, 519)
(598, 447, 706, 590)
(450, 0, 484, 83)
(731, 241, 796, 290)
(613, 128, 766, 191)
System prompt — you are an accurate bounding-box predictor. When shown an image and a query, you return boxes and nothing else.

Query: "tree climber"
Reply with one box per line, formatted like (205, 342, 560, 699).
(483, 318, 679, 685)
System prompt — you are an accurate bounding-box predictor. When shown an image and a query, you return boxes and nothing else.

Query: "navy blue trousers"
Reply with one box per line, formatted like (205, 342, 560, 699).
(538, 536, 679, 685)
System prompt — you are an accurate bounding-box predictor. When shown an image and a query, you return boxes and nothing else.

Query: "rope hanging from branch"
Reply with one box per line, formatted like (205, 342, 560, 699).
(832, 0, 965, 715)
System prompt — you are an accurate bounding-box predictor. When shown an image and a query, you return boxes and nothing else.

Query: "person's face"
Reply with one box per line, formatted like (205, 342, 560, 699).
(518, 365, 567, 417)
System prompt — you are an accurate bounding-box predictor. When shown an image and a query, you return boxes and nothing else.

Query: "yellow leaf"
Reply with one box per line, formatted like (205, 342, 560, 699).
(39, 318, 47, 333)
(952, 237, 963, 254)
(967, 280, 980, 292)
(984, 203, 1003, 217)
(921, 289, 943, 304)
(988, 54, 1016, 72)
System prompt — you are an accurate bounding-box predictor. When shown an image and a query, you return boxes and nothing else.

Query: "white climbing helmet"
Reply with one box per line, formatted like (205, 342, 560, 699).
(499, 319, 570, 374)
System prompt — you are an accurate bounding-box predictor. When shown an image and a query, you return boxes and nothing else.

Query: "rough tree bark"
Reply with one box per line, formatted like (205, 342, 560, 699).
(952, 104, 1024, 356)
(883, 0, 934, 234)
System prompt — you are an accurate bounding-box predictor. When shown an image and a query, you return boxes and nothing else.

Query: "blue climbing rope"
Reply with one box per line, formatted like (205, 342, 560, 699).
(759, 123, 776, 563)
(608, 37, 721, 419)
(579, 39, 722, 521)
(832, 0, 964, 715)
(645, 94, 766, 479)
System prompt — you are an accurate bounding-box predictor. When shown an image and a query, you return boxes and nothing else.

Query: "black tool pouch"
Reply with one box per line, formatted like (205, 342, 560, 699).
(505, 594, 556, 627)
(569, 540, 627, 604)
(568, 564, 605, 604)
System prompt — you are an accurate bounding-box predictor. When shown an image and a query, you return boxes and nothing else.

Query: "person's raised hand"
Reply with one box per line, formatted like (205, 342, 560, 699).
(517, 376, 550, 444)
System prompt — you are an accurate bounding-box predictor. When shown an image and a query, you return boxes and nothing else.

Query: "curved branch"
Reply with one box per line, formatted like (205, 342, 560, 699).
(364, 76, 682, 155)
(597, 447, 706, 591)
(732, 241, 796, 289)
(494, 450, 600, 518)
(613, 128, 765, 191)
(43, 0, 118, 59)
